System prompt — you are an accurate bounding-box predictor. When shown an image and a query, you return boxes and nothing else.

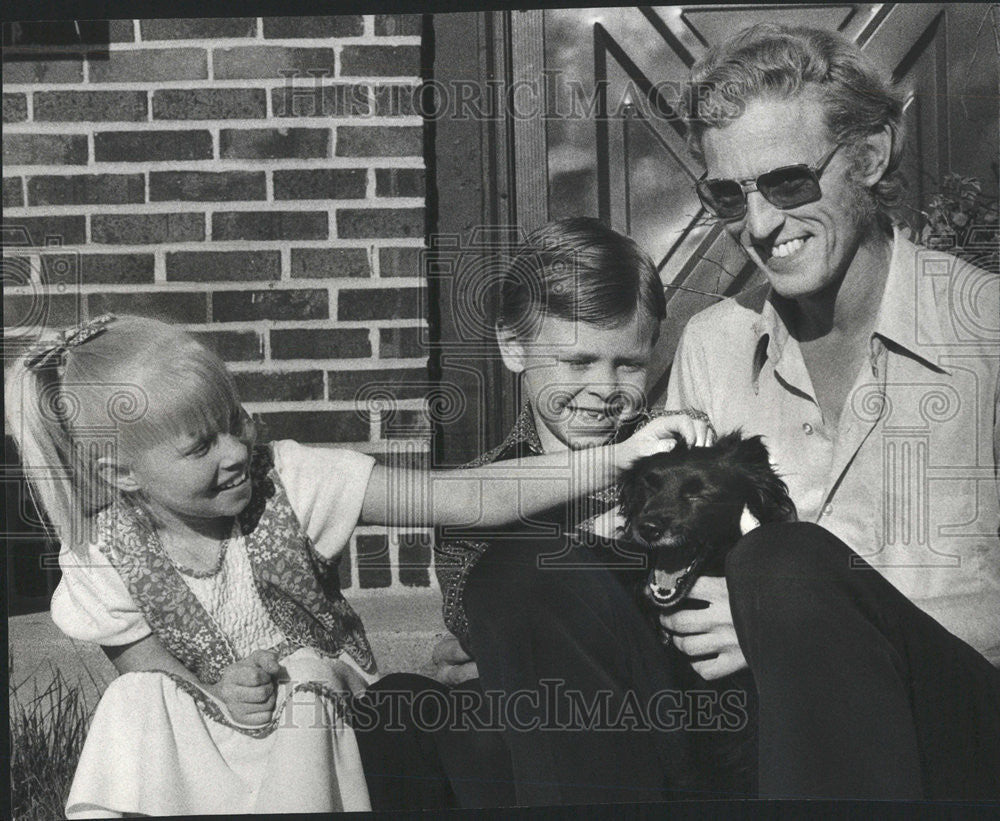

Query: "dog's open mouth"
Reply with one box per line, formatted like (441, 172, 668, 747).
(646, 555, 703, 607)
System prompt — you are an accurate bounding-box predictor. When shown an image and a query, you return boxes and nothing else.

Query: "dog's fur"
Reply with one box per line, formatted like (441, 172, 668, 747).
(618, 431, 797, 796)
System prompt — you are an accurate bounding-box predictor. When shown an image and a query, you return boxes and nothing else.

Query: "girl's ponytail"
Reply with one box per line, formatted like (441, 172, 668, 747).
(5, 352, 81, 548)
(6, 314, 123, 550)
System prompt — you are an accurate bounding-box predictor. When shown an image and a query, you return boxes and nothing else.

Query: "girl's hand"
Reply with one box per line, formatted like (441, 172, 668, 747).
(615, 413, 716, 471)
(658, 576, 748, 680)
(212, 649, 281, 726)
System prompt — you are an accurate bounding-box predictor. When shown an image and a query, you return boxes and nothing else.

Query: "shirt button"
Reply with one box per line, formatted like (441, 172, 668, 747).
(802, 422, 813, 435)
(823, 504, 833, 516)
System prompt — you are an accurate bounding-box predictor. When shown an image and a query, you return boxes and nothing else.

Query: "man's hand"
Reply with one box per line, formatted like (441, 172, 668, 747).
(211, 649, 281, 726)
(658, 576, 748, 680)
(615, 412, 716, 470)
(426, 633, 479, 686)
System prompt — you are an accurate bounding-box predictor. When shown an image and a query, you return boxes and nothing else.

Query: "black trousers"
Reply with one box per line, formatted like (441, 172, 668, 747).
(726, 521, 1000, 800)
(461, 523, 1000, 803)
(352, 672, 518, 810)
(351, 673, 456, 811)
(463, 535, 699, 805)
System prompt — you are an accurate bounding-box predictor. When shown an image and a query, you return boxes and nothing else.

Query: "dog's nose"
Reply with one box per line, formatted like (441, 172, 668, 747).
(637, 519, 667, 543)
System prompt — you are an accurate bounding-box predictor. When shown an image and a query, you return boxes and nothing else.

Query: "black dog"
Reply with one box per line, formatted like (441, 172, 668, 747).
(618, 431, 797, 796)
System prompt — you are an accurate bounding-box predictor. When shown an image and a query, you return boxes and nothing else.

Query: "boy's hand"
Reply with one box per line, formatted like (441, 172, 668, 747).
(615, 412, 716, 470)
(211, 649, 280, 726)
(425, 633, 479, 686)
(325, 658, 369, 697)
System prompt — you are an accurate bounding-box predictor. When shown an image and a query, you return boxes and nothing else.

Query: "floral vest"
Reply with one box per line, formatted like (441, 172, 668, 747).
(96, 444, 377, 684)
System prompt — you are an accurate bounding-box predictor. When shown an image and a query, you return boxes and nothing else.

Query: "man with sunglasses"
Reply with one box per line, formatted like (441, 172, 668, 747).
(665, 23, 1000, 798)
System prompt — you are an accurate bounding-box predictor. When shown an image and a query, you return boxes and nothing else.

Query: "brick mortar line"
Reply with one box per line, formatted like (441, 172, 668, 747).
(4, 201, 424, 214)
(341, 358, 431, 366)
(4, 271, 427, 283)
(6, 282, 430, 295)
(3, 119, 424, 131)
(153, 245, 165, 282)
(4, 160, 425, 173)
(251, 362, 432, 371)
(127, 37, 423, 47)
(226, 362, 429, 372)
(325, 441, 432, 454)
(2, 76, 424, 90)
(2, 249, 426, 262)
(10, 37, 422, 52)
(240, 399, 427, 410)
(260, 323, 272, 359)
(279, 244, 289, 281)
(346, 590, 441, 599)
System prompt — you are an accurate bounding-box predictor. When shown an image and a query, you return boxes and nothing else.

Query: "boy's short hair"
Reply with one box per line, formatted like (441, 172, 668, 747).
(497, 217, 665, 339)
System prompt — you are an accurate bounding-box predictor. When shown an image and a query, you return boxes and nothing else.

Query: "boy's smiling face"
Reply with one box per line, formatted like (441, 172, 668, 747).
(500, 310, 659, 452)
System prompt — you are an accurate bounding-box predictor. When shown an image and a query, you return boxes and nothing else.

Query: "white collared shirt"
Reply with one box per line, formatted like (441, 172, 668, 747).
(666, 228, 1000, 665)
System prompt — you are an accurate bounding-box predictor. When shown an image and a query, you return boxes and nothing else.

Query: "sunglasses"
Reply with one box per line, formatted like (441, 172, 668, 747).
(695, 143, 844, 222)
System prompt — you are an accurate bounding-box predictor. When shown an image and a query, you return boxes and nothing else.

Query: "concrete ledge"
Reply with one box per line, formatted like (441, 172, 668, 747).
(9, 591, 447, 709)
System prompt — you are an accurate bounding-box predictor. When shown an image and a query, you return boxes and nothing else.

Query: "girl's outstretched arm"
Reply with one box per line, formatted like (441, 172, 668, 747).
(360, 413, 712, 527)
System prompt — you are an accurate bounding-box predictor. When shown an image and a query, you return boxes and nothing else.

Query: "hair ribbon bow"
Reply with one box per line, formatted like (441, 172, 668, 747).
(23, 314, 117, 372)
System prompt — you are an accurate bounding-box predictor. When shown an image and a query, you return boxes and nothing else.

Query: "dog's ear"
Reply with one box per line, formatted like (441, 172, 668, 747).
(728, 434, 798, 524)
(726, 432, 771, 468)
(712, 430, 747, 458)
(748, 474, 797, 523)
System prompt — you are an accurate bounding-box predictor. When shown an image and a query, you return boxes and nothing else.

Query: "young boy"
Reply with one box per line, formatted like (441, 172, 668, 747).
(435, 217, 666, 654)
(431, 218, 711, 805)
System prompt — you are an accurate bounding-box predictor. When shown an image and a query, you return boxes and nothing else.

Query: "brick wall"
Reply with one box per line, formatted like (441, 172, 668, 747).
(2, 14, 436, 595)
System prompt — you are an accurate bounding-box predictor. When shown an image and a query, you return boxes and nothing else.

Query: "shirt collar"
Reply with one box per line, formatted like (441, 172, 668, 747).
(467, 401, 544, 467)
(750, 225, 950, 383)
(871, 226, 949, 373)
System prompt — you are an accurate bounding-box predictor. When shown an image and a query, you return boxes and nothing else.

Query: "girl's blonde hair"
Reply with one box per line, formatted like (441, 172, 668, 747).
(5, 315, 243, 550)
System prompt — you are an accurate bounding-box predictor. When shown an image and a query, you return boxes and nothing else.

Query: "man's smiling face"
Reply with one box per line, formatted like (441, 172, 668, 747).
(702, 93, 871, 301)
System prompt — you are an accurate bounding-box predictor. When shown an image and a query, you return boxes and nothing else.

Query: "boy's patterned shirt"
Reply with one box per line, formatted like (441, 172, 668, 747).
(434, 402, 645, 649)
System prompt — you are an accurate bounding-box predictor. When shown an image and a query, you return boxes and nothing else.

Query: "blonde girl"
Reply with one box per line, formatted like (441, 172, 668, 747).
(6, 313, 690, 817)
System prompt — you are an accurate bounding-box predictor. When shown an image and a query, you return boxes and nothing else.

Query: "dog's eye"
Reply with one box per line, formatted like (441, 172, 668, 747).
(679, 478, 704, 499)
(640, 472, 663, 492)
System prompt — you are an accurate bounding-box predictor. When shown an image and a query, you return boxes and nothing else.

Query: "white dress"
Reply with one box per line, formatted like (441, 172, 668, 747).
(50, 441, 379, 818)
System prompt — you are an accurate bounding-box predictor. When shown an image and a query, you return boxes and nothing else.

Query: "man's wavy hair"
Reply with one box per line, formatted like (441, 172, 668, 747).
(682, 24, 907, 213)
